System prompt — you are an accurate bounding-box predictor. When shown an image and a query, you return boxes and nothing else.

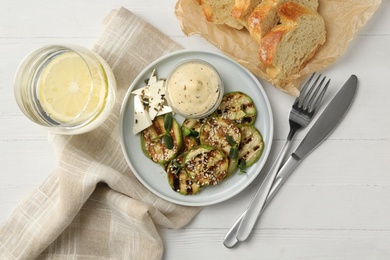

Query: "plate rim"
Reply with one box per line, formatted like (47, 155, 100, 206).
(119, 49, 274, 206)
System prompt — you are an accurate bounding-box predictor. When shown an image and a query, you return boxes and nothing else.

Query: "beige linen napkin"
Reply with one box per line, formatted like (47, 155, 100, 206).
(0, 7, 200, 259)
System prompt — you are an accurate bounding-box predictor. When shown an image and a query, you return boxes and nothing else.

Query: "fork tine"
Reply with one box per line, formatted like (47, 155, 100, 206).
(299, 73, 315, 95)
(308, 78, 330, 113)
(304, 75, 325, 109)
(297, 73, 315, 105)
(300, 73, 322, 108)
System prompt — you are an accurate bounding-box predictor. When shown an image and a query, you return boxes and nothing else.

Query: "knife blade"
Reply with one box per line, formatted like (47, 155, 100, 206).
(227, 74, 358, 246)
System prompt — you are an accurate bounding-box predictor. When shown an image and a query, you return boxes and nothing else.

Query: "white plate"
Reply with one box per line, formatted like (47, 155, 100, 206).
(120, 50, 273, 206)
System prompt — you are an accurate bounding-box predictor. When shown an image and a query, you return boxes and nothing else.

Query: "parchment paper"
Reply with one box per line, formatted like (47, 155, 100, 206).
(175, 0, 382, 96)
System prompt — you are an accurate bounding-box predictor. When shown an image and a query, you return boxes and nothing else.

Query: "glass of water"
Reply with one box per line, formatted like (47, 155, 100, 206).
(14, 44, 116, 135)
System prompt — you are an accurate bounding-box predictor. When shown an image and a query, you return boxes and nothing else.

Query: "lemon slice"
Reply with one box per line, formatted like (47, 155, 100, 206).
(38, 51, 108, 124)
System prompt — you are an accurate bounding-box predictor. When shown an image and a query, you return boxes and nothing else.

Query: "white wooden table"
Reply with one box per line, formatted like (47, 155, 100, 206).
(1, 1, 389, 259)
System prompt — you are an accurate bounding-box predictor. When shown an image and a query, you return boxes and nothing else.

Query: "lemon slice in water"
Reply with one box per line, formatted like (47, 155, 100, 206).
(38, 52, 108, 124)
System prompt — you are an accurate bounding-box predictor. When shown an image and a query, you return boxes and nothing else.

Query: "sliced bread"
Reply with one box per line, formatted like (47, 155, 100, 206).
(197, 0, 244, 29)
(258, 2, 326, 84)
(247, 0, 318, 43)
(231, 0, 262, 28)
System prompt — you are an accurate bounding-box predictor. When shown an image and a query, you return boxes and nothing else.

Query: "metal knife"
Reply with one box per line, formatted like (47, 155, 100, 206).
(224, 74, 358, 248)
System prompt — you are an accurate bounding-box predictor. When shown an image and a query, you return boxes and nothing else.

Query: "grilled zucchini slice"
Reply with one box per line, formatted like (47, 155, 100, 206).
(167, 154, 202, 195)
(181, 117, 208, 138)
(181, 135, 199, 153)
(199, 117, 241, 156)
(141, 115, 182, 166)
(238, 124, 264, 167)
(215, 92, 256, 125)
(226, 157, 239, 177)
(200, 117, 241, 176)
(184, 145, 229, 186)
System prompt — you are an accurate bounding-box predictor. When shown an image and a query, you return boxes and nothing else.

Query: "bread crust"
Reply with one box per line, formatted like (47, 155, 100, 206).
(197, 0, 244, 29)
(247, 3, 275, 44)
(259, 26, 287, 66)
(278, 1, 311, 22)
(247, 0, 318, 43)
(258, 2, 326, 84)
(231, 0, 262, 27)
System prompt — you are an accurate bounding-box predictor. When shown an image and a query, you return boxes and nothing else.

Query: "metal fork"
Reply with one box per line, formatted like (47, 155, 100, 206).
(223, 73, 330, 248)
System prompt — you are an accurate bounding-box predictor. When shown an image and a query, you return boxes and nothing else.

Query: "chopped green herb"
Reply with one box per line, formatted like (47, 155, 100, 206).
(182, 127, 192, 137)
(190, 129, 199, 137)
(164, 135, 174, 150)
(238, 159, 247, 174)
(229, 147, 238, 159)
(164, 114, 173, 132)
(172, 159, 182, 174)
(226, 134, 236, 146)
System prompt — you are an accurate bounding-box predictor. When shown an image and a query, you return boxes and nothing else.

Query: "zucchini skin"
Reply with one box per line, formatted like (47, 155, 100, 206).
(167, 154, 202, 195)
(184, 145, 229, 187)
(141, 115, 182, 166)
(215, 91, 256, 125)
(238, 124, 264, 167)
(226, 157, 239, 177)
(182, 118, 208, 134)
(180, 135, 199, 154)
(181, 117, 209, 142)
(199, 117, 241, 156)
(199, 117, 241, 178)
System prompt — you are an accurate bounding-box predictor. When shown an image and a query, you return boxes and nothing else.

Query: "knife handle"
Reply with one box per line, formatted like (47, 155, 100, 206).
(233, 136, 292, 242)
(224, 131, 292, 247)
(235, 154, 300, 242)
(223, 155, 300, 248)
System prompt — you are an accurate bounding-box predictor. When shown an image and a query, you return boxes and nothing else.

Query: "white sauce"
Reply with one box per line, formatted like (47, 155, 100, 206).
(166, 61, 221, 117)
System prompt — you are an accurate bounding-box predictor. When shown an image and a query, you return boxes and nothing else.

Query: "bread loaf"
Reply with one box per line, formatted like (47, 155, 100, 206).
(196, 0, 244, 29)
(247, 0, 318, 43)
(231, 0, 262, 27)
(194, 0, 326, 89)
(259, 2, 326, 84)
